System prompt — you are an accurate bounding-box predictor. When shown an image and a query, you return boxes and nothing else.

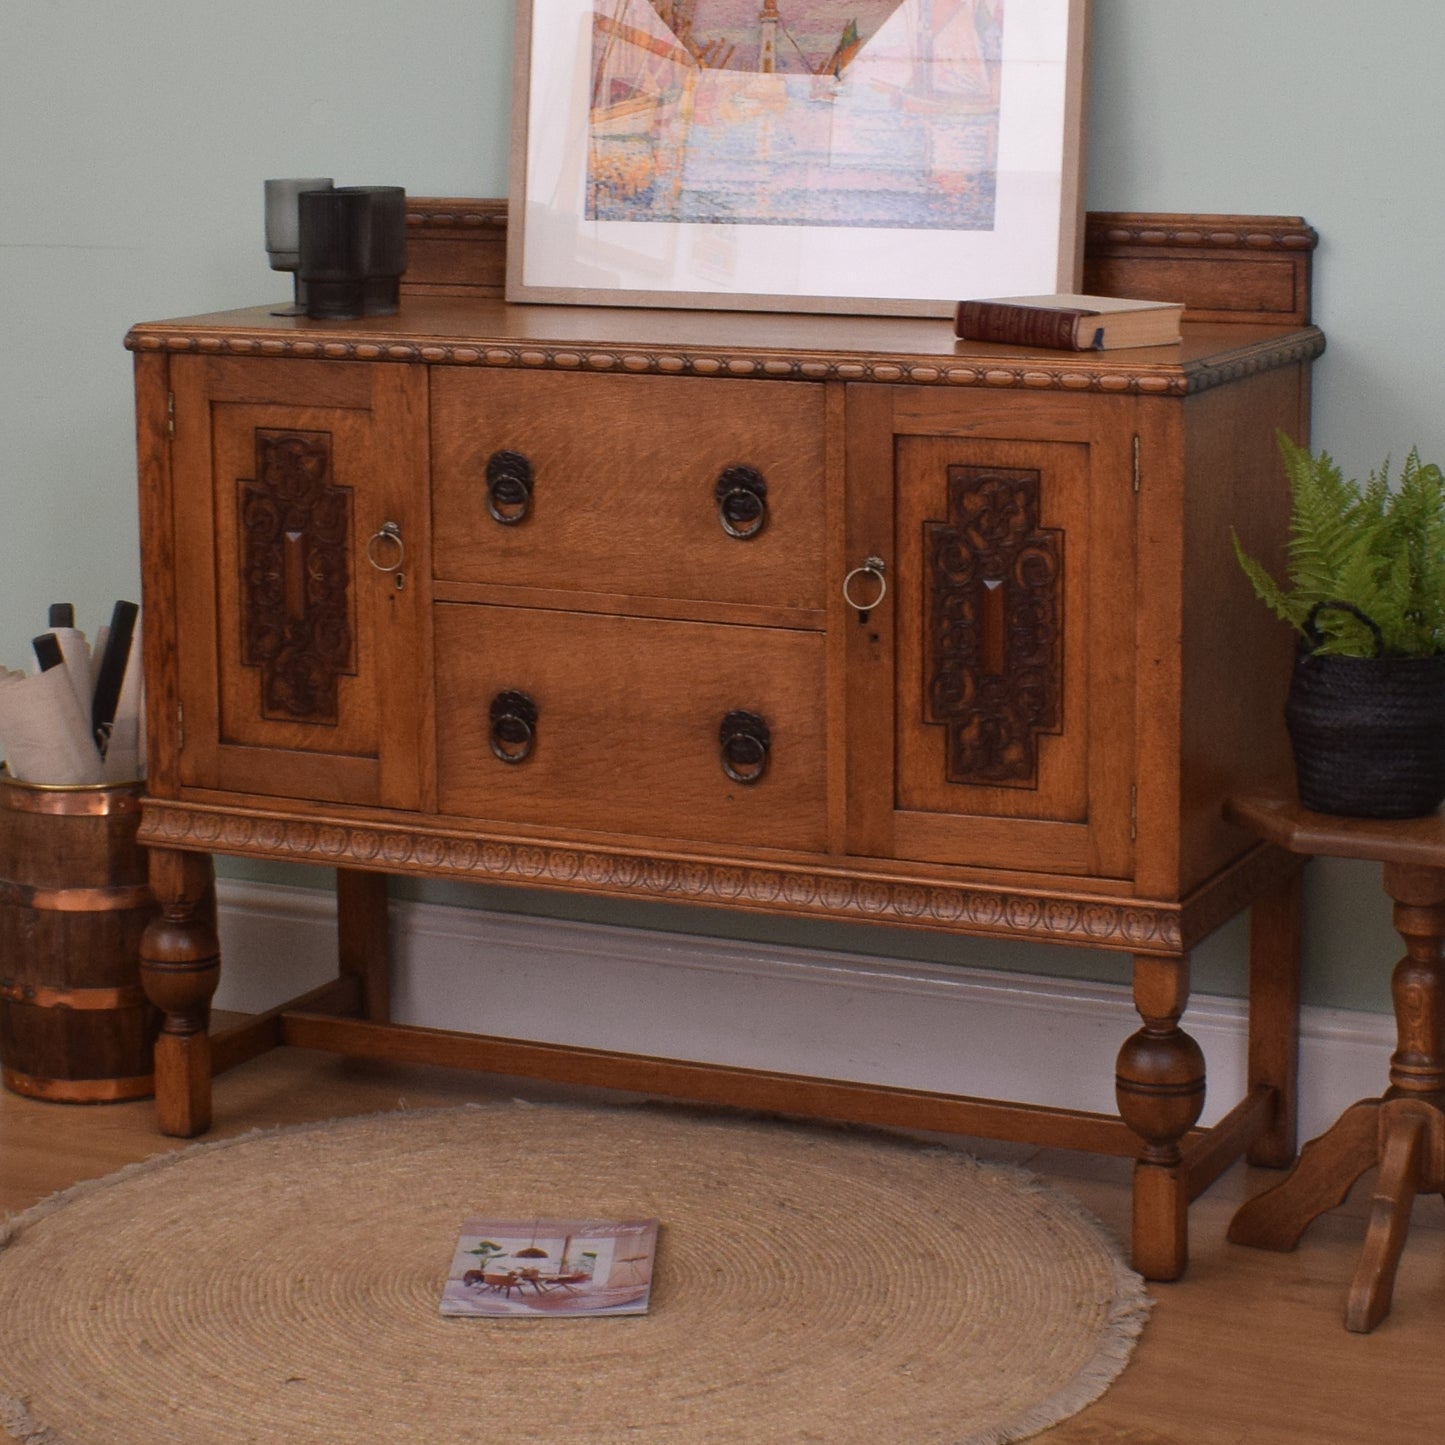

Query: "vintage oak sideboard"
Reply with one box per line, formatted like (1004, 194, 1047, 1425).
(128, 204, 1323, 1281)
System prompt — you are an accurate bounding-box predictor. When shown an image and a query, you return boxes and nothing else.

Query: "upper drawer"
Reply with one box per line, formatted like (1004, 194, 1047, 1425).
(431, 369, 827, 610)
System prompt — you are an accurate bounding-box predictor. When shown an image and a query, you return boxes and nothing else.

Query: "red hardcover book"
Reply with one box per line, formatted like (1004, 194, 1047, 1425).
(953, 294, 1185, 351)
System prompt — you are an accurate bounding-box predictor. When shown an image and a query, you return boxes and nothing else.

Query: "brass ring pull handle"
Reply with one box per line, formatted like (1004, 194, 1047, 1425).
(719, 709, 770, 784)
(365, 521, 405, 572)
(486, 450, 534, 526)
(842, 555, 887, 615)
(489, 690, 538, 764)
(715, 465, 768, 540)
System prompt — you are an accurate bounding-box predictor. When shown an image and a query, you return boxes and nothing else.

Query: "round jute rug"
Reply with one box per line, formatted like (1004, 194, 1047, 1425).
(0, 1103, 1148, 1445)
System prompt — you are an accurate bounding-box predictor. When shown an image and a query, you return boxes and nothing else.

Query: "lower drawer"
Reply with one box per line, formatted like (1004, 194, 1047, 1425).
(435, 604, 828, 851)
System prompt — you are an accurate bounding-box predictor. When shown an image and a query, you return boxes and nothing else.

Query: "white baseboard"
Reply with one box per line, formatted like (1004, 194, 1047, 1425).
(213, 878, 1393, 1145)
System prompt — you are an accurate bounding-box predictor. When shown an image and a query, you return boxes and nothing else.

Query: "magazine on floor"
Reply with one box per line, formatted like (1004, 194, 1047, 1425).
(440, 1217, 660, 1318)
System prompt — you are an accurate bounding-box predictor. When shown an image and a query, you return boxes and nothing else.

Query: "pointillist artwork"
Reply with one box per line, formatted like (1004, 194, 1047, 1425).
(509, 0, 1086, 314)
(588, 0, 1003, 229)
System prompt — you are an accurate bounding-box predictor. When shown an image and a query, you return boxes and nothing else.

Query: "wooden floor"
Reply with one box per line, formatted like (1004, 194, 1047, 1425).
(3, 1048, 1443, 1443)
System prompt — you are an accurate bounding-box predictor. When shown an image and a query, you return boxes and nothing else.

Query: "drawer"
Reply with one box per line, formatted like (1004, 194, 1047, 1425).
(435, 603, 827, 851)
(431, 370, 826, 610)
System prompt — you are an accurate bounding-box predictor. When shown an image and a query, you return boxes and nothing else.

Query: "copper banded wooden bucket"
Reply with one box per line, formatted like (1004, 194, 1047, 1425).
(0, 774, 160, 1102)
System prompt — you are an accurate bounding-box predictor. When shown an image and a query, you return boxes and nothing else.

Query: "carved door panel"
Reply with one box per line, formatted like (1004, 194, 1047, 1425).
(168, 357, 427, 808)
(846, 388, 1137, 880)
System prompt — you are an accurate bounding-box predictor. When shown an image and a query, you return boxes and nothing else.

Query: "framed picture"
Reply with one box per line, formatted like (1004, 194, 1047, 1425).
(507, 0, 1090, 317)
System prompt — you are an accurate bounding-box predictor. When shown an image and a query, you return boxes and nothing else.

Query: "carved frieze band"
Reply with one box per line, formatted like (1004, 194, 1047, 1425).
(138, 802, 1186, 953)
(405, 198, 508, 232)
(927, 466, 1062, 787)
(125, 329, 1325, 398)
(1083, 213, 1319, 252)
(239, 429, 354, 723)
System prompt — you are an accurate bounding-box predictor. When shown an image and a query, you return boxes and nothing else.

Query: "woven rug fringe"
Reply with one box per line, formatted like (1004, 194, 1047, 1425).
(1, 1393, 61, 1445)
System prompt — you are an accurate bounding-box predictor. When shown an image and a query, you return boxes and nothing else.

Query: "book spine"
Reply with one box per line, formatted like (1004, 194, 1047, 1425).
(953, 302, 1097, 350)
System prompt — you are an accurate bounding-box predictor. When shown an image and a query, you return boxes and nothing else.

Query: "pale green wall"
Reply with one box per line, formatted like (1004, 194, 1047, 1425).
(3, 1, 1439, 1012)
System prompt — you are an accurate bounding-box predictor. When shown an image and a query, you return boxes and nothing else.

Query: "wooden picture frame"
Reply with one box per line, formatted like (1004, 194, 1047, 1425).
(507, 0, 1091, 317)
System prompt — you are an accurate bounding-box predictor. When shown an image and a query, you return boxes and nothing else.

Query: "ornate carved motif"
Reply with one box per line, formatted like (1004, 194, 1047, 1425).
(925, 466, 1063, 787)
(238, 430, 354, 723)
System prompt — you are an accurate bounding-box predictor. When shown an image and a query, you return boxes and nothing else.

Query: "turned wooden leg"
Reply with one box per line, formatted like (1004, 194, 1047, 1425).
(337, 869, 391, 1023)
(139, 848, 220, 1137)
(1246, 865, 1303, 1167)
(1381, 863, 1445, 1102)
(1116, 954, 1206, 1281)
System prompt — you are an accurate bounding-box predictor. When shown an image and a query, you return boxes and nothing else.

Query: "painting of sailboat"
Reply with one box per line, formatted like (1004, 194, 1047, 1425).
(587, 0, 1005, 228)
(511, 0, 1084, 314)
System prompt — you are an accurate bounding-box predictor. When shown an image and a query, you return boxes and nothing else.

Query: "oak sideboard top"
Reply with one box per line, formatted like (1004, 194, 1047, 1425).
(127, 297, 1324, 399)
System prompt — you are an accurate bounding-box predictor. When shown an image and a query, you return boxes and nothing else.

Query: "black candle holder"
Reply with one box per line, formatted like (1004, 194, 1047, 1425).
(298, 186, 407, 321)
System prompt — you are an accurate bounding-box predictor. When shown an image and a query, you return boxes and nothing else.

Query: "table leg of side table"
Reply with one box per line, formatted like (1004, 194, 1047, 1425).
(1347, 865, 1445, 1330)
(1232, 861, 1445, 1331)
(1246, 866, 1304, 1167)
(1116, 954, 1206, 1280)
(138, 847, 220, 1137)
(1348, 1108, 1429, 1333)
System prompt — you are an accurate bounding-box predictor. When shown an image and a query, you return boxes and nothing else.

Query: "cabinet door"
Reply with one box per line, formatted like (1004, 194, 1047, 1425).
(167, 356, 428, 809)
(845, 387, 1137, 880)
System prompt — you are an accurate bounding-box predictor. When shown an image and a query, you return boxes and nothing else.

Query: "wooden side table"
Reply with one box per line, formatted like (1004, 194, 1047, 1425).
(1225, 789, 1445, 1332)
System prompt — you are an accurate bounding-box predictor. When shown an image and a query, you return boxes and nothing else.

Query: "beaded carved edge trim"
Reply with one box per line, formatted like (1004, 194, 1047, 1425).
(405, 198, 508, 231)
(1082, 216, 1319, 251)
(124, 328, 1325, 399)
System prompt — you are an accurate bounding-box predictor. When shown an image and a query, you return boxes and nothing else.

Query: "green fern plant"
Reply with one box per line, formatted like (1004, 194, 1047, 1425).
(1233, 434, 1445, 657)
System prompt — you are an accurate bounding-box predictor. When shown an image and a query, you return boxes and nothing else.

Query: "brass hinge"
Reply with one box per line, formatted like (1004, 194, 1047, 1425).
(1130, 785, 1138, 841)
(167, 391, 175, 442)
(1132, 434, 1140, 492)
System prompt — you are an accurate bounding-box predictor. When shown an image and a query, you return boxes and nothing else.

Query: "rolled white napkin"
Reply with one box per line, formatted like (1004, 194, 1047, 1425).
(46, 625, 95, 727)
(90, 624, 110, 692)
(0, 665, 105, 784)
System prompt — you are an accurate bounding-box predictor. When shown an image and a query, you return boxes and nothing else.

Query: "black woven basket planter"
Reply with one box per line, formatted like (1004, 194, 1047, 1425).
(1285, 603, 1445, 819)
